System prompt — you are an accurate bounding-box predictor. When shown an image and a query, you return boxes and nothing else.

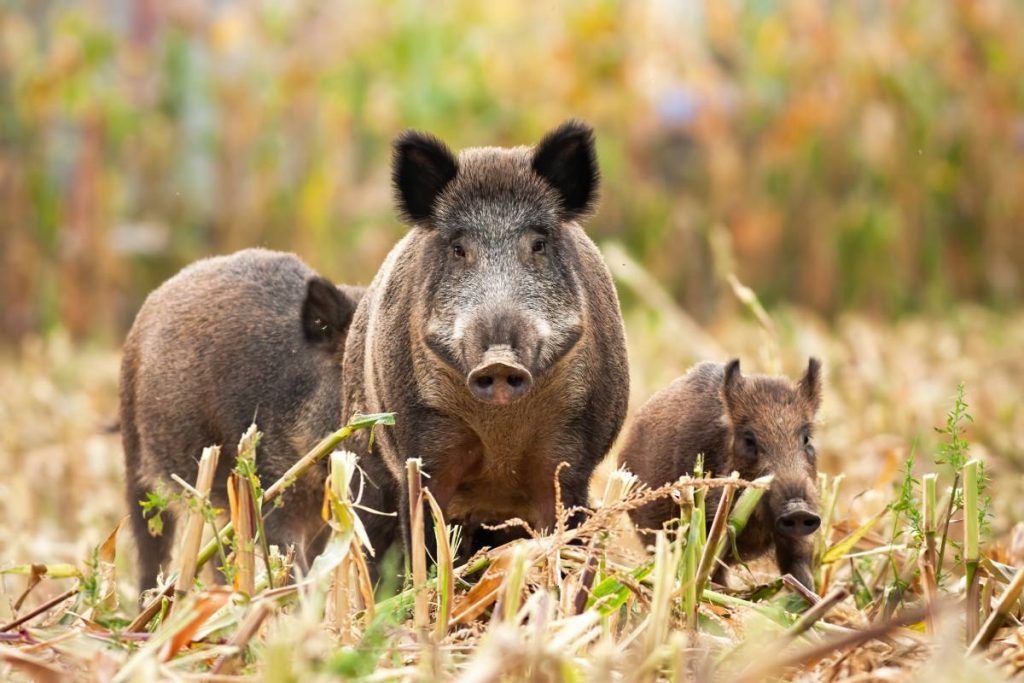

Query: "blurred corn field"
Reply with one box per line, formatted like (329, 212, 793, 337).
(2, 0, 1024, 344)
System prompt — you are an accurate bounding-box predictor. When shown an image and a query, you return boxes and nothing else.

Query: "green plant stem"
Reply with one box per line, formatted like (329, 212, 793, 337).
(694, 478, 737, 597)
(375, 555, 492, 616)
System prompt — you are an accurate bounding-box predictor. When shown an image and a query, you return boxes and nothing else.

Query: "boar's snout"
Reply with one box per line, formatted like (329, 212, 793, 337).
(467, 346, 533, 405)
(775, 499, 821, 537)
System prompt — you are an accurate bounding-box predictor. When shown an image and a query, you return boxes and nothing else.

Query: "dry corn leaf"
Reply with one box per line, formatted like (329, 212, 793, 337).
(97, 517, 125, 565)
(0, 645, 63, 683)
(160, 588, 232, 661)
(452, 538, 548, 624)
(83, 516, 126, 619)
(453, 546, 521, 624)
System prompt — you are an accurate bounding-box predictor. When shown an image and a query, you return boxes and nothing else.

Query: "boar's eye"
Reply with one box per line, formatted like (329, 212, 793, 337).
(531, 238, 547, 255)
(452, 242, 466, 259)
(800, 425, 812, 447)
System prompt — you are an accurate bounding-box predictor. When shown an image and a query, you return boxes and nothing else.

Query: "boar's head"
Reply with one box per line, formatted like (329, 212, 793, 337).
(392, 121, 600, 406)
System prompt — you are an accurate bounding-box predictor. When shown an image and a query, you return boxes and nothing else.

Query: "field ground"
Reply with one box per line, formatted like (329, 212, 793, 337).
(1, 296, 1023, 680)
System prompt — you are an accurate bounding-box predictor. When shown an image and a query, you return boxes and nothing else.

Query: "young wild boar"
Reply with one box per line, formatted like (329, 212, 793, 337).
(120, 248, 362, 591)
(343, 121, 630, 563)
(620, 359, 822, 589)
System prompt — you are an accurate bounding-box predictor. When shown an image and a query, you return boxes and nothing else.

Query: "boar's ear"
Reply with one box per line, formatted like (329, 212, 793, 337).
(302, 276, 357, 348)
(797, 357, 822, 412)
(531, 120, 600, 220)
(392, 130, 459, 224)
(721, 358, 743, 414)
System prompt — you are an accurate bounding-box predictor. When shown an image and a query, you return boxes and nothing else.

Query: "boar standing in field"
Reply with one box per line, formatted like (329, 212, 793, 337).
(343, 121, 630, 564)
(620, 359, 822, 589)
(120, 248, 362, 591)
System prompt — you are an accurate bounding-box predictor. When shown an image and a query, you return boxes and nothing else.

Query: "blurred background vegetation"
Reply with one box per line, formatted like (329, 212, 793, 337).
(2, 0, 1024, 589)
(2, 0, 1024, 345)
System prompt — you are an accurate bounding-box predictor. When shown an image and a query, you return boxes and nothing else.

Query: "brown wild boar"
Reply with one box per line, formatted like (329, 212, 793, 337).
(620, 359, 822, 590)
(120, 248, 362, 591)
(343, 121, 630, 564)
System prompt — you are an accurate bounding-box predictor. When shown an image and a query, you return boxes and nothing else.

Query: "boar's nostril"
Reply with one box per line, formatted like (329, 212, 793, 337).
(775, 508, 821, 538)
(467, 359, 533, 406)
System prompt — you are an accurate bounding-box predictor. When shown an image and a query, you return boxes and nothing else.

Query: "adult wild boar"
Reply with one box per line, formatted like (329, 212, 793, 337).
(343, 121, 629, 562)
(120, 248, 362, 591)
(620, 359, 822, 590)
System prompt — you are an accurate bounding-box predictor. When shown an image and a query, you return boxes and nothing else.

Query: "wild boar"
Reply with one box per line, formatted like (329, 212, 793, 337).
(620, 359, 822, 589)
(120, 248, 361, 591)
(342, 121, 630, 564)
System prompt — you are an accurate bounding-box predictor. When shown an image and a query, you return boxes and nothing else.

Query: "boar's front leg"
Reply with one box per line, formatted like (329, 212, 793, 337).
(524, 451, 595, 537)
(775, 535, 815, 591)
(394, 414, 484, 566)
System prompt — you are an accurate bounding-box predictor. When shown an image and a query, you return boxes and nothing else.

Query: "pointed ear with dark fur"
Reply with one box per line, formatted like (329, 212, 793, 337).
(531, 120, 600, 220)
(392, 130, 459, 224)
(797, 357, 822, 412)
(302, 276, 356, 348)
(721, 358, 743, 414)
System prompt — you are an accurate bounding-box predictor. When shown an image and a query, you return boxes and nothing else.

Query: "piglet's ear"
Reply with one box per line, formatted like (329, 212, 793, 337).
(392, 130, 459, 224)
(721, 358, 743, 412)
(302, 276, 357, 349)
(797, 357, 822, 412)
(531, 120, 600, 220)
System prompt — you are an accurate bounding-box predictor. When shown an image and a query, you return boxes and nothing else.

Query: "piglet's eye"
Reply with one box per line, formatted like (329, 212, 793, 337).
(531, 238, 547, 255)
(452, 243, 466, 259)
(743, 432, 758, 453)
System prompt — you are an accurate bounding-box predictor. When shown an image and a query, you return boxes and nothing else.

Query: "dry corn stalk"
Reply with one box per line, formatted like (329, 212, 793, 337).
(172, 446, 220, 612)
(228, 473, 256, 597)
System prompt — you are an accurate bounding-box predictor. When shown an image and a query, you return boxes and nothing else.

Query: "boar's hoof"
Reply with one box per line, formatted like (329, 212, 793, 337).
(467, 359, 533, 405)
(775, 503, 821, 537)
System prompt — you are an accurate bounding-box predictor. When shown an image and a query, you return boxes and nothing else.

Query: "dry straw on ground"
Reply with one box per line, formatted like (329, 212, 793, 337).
(1, 262, 1023, 681)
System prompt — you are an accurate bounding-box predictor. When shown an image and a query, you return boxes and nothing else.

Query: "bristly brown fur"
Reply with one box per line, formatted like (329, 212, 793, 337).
(120, 248, 363, 591)
(343, 122, 629, 570)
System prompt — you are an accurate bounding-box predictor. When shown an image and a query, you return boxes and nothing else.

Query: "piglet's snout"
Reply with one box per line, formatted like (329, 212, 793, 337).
(775, 499, 821, 537)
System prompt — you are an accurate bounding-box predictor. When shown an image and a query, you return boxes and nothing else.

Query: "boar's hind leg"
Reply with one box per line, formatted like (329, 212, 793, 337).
(354, 462, 402, 584)
(127, 474, 175, 593)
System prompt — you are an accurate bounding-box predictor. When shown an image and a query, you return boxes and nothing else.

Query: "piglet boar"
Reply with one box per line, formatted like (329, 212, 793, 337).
(620, 359, 822, 589)
(120, 248, 361, 591)
(343, 121, 630, 563)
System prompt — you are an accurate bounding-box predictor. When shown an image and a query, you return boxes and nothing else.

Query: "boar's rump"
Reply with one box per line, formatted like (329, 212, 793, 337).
(120, 248, 361, 591)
